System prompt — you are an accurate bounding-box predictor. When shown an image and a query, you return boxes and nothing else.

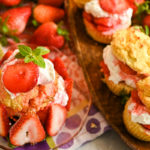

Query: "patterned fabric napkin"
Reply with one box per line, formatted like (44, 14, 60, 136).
(13, 104, 109, 150)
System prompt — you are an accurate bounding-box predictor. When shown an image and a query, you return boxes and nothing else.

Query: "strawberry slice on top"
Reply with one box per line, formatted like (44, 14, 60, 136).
(9, 114, 45, 146)
(99, 0, 130, 14)
(2, 61, 39, 93)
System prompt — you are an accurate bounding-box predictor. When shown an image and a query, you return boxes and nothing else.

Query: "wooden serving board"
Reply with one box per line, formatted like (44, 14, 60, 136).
(65, 0, 150, 149)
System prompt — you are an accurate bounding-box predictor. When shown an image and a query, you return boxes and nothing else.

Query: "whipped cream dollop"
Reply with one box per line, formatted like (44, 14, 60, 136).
(103, 45, 136, 88)
(128, 101, 150, 124)
(84, 0, 133, 34)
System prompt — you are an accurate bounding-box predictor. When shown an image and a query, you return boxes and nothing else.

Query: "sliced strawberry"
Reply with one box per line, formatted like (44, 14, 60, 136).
(118, 61, 137, 75)
(46, 104, 67, 136)
(0, 0, 21, 6)
(53, 57, 69, 80)
(143, 15, 150, 28)
(37, 106, 50, 125)
(33, 4, 65, 23)
(0, 105, 9, 137)
(0, 50, 13, 66)
(83, 12, 93, 22)
(97, 25, 111, 32)
(2, 61, 39, 93)
(38, 0, 64, 7)
(1, 6, 31, 35)
(99, 0, 129, 14)
(31, 22, 65, 49)
(100, 61, 110, 77)
(9, 114, 45, 146)
(142, 124, 150, 130)
(131, 90, 140, 101)
(94, 17, 121, 27)
(65, 78, 73, 111)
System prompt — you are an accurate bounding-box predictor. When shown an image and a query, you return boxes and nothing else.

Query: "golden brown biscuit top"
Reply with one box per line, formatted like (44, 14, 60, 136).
(111, 28, 150, 75)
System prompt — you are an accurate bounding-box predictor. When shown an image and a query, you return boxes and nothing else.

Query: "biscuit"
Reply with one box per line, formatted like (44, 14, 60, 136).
(123, 98, 150, 141)
(111, 28, 150, 75)
(137, 77, 150, 109)
(103, 77, 133, 96)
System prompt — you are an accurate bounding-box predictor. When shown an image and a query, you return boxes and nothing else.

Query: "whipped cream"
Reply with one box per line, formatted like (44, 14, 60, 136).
(54, 76, 69, 106)
(128, 102, 150, 124)
(103, 45, 136, 88)
(84, 0, 133, 34)
(38, 59, 55, 85)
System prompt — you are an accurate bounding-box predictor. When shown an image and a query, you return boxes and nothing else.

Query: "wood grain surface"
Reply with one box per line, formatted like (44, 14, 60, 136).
(66, 0, 150, 149)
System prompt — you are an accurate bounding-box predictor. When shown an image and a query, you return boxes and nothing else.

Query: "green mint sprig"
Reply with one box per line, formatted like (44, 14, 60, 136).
(119, 90, 130, 106)
(0, 17, 20, 46)
(15, 45, 50, 68)
(136, 1, 150, 15)
(57, 21, 70, 41)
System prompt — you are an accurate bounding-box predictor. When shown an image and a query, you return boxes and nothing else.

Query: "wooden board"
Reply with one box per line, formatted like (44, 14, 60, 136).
(66, 0, 150, 149)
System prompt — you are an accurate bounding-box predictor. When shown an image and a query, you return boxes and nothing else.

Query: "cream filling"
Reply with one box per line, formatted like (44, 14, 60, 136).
(103, 45, 136, 88)
(128, 102, 150, 125)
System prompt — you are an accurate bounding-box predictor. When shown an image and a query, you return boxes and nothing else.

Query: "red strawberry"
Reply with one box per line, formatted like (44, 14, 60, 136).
(1, 6, 31, 35)
(33, 4, 65, 23)
(83, 12, 93, 22)
(143, 15, 150, 28)
(97, 25, 111, 32)
(127, 0, 145, 14)
(65, 78, 73, 111)
(100, 0, 129, 14)
(0, 105, 9, 137)
(38, 0, 64, 7)
(142, 124, 150, 130)
(53, 57, 69, 80)
(0, 50, 13, 66)
(94, 17, 121, 27)
(9, 114, 46, 146)
(131, 90, 140, 101)
(118, 61, 137, 75)
(37, 106, 50, 125)
(46, 104, 67, 136)
(31, 22, 65, 49)
(2, 61, 39, 93)
(100, 61, 110, 77)
(0, 0, 21, 6)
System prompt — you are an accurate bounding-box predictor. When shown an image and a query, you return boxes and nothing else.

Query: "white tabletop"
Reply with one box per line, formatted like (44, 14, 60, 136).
(77, 130, 131, 150)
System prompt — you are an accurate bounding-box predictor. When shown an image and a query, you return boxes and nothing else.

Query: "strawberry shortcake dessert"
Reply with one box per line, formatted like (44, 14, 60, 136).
(100, 28, 150, 95)
(0, 45, 73, 146)
(124, 86, 150, 141)
(82, 0, 133, 44)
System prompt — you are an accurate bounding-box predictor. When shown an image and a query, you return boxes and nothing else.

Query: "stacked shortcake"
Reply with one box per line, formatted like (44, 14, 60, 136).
(101, 28, 150, 141)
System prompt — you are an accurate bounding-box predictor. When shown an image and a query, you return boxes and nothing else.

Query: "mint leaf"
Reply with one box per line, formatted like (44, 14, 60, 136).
(33, 55, 45, 68)
(16, 45, 50, 68)
(1, 24, 9, 34)
(15, 53, 24, 59)
(18, 45, 32, 56)
(33, 46, 50, 56)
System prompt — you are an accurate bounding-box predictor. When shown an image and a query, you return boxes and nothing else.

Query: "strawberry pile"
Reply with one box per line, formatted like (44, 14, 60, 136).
(0, 0, 73, 147)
